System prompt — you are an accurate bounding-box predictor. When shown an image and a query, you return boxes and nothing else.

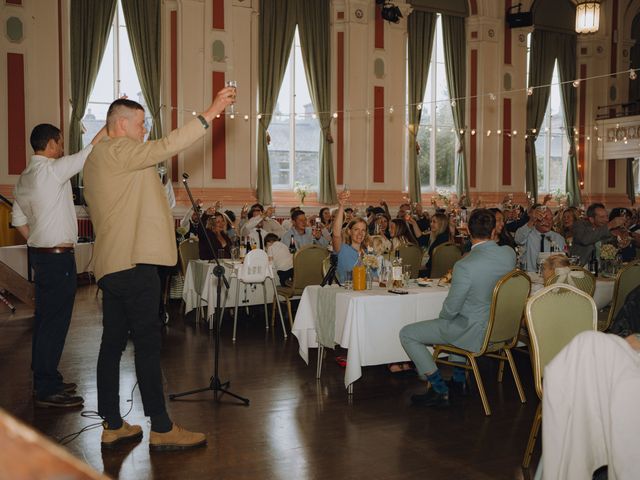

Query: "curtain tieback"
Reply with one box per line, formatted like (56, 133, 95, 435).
(322, 126, 334, 144)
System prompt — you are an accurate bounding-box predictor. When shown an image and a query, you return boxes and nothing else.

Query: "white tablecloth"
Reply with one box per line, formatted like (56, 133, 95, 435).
(182, 259, 278, 315)
(0, 243, 94, 279)
(527, 272, 615, 310)
(292, 284, 450, 388)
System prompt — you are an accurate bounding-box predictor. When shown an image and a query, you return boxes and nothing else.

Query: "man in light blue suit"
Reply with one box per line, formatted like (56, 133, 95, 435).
(399, 209, 516, 407)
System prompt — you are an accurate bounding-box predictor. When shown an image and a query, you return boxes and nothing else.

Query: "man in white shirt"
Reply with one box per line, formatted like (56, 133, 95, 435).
(12, 123, 105, 408)
(514, 206, 566, 272)
(240, 204, 284, 249)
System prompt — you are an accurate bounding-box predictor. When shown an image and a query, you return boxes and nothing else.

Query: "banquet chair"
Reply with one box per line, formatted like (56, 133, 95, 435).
(432, 269, 531, 416)
(232, 249, 287, 342)
(178, 238, 199, 277)
(600, 260, 640, 332)
(397, 244, 423, 279)
(274, 245, 329, 328)
(544, 265, 595, 296)
(430, 242, 462, 278)
(177, 238, 202, 318)
(521, 284, 597, 469)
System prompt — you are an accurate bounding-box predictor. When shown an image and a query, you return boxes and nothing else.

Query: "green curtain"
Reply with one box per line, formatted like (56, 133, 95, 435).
(69, 0, 117, 155)
(297, 0, 335, 204)
(627, 159, 637, 205)
(442, 14, 469, 205)
(257, 0, 297, 205)
(407, 11, 437, 203)
(121, 0, 163, 140)
(525, 29, 556, 201)
(556, 31, 581, 208)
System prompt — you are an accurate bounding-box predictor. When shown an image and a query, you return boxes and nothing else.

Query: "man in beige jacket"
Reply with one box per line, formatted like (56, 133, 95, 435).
(84, 87, 234, 451)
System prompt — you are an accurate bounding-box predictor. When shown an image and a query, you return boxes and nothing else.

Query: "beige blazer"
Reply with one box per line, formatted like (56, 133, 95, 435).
(84, 119, 206, 281)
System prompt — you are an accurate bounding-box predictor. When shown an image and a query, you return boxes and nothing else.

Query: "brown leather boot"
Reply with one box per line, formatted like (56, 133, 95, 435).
(101, 421, 143, 449)
(149, 424, 207, 451)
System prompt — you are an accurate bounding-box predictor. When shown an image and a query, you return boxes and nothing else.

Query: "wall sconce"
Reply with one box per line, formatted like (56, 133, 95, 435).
(575, 1, 601, 34)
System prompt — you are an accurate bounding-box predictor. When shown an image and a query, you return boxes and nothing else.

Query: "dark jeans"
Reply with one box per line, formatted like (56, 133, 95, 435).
(97, 264, 167, 421)
(31, 251, 77, 398)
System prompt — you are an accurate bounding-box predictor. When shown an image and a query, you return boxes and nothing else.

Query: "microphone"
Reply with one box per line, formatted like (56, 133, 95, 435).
(182, 172, 189, 182)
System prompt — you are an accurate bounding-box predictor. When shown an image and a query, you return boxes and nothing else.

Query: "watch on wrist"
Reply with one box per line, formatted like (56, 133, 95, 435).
(196, 114, 209, 129)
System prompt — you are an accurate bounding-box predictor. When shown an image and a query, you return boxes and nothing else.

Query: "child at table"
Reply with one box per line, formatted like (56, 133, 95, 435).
(264, 233, 293, 285)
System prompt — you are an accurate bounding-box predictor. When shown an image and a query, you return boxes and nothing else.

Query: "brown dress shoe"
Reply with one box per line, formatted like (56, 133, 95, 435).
(101, 421, 143, 449)
(34, 392, 84, 408)
(149, 424, 207, 451)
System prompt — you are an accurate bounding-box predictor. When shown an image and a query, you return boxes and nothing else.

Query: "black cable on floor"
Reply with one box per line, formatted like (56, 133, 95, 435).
(58, 382, 138, 446)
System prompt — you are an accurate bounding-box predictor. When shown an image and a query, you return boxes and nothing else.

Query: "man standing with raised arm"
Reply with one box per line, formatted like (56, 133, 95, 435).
(12, 123, 106, 408)
(84, 87, 235, 450)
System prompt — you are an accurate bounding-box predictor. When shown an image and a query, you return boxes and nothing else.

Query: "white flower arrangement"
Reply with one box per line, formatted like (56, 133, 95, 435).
(293, 182, 310, 204)
(600, 243, 618, 261)
(362, 254, 380, 270)
(552, 189, 568, 208)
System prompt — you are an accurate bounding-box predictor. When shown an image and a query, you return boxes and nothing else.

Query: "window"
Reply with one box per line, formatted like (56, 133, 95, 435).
(82, 0, 151, 146)
(414, 15, 456, 191)
(268, 29, 320, 190)
(527, 35, 570, 194)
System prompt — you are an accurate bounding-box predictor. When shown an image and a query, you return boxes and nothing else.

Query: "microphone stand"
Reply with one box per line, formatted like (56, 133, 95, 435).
(169, 173, 249, 406)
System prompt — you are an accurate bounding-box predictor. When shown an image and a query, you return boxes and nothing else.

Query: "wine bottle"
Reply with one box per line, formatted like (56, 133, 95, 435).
(289, 236, 297, 254)
(588, 251, 599, 276)
(392, 250, 403, 288)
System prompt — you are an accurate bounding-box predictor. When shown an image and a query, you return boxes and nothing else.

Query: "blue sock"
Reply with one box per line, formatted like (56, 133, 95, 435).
(427, 370, 448, 394)
(452, 367, 467, 383)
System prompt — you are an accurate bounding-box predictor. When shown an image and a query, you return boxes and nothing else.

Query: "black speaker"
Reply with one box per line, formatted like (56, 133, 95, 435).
(506, 12, 533, 28)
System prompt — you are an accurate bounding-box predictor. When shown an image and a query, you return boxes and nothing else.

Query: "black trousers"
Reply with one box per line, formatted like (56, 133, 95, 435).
(31, 251, 77, 398)
(97, 264, 167, 420)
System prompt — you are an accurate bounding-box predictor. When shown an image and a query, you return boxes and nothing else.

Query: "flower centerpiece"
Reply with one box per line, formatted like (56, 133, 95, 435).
(293, 182, 310, 205)
(599, 243, 619, 276)
(552, 189, 568, 209)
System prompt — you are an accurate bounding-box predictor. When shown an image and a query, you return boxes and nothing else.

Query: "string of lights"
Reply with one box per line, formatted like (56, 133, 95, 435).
(159, 66, 640, 143)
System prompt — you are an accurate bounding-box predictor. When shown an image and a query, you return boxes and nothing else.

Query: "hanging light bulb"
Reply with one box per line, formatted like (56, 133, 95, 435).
(244, 115, 249, 121)
(527, 87, 534, 96)
(459, 129, 465, 135)
(630, 69, 638, 80)
(332, 112, 338, 119)
(416, 104, 422, 111)
(513, 130, 518, 136)
(216, 114, 221, 118)
(497, 129, 502, 135)
(312, 113, 317, 119)
(451, 100, 456, 107)
(389, 106, 394, 114)
(572, 79, 580, 88)
(489, 93, 496, 101)
(471, 129, 476, 135)
(532, 128, 537, 134)
(486, 130, 492, 136)
(191, 111, 197, 116)
(229, 114, 235, 119)
(257, 113, 262, 120)
(587, 136, 590, 140)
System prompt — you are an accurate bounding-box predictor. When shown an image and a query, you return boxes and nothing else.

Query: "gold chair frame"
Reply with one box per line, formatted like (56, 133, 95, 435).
(432, 269, 531, 416)
(272, 245, 329, 328)
(430, 242, 462, 278)
(521, 284, 597, 469)
(600, 260, 640, 332)
(544, 265, 596, 296)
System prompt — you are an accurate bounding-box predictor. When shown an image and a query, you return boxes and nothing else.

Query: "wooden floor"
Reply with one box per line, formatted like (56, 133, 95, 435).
(0, 284, 541, 480)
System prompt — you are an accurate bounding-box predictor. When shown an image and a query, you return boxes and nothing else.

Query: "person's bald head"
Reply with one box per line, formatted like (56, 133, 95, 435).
(106, 99, 147, 141)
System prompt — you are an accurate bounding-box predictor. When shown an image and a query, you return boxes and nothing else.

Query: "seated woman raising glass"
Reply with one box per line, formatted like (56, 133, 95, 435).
(332, 189, 369, 283)
(199, 211, 232, 260)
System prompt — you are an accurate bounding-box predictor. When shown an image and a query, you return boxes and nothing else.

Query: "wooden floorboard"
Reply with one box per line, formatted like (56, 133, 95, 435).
(0, 284, 541, 479)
